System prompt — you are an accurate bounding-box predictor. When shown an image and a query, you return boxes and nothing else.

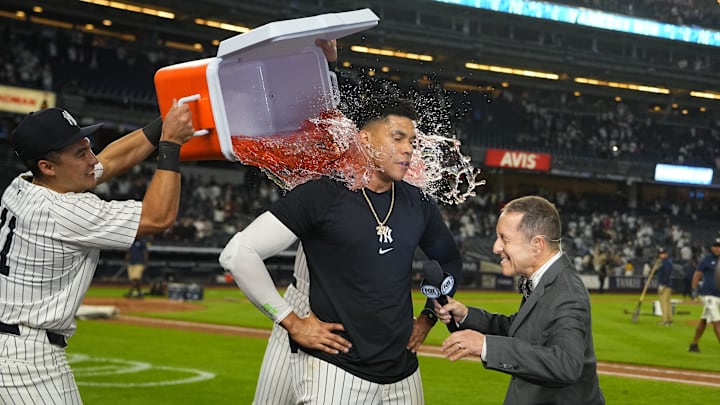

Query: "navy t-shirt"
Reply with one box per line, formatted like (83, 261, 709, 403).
(697, 253, 719, 297)
(128, 239, 147, 265)
(270, 177, 462, 383)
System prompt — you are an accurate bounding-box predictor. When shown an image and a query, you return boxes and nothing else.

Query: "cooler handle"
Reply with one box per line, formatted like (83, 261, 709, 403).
(178, 94, 210, 136)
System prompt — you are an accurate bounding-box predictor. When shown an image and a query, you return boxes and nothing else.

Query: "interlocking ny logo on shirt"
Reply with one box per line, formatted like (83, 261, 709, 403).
(378, 247, 394, 255)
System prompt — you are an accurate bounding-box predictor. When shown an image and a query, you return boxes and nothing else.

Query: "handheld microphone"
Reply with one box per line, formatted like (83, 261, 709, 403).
(420, 260, 458, 331)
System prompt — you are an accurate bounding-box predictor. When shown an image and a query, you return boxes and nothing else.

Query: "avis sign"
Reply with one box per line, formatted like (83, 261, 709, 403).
(484, 148, 551, 171)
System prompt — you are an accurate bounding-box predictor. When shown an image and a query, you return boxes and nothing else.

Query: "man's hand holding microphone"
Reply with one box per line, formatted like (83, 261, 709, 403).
(420, 260, 462, 331)
(421, 260, 485, 361)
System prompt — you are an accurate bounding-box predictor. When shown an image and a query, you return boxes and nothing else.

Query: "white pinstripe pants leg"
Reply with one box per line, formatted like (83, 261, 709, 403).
(0, 330, 81, 404)
(253, 285, 310, 405)
(293, 350, 424, 405)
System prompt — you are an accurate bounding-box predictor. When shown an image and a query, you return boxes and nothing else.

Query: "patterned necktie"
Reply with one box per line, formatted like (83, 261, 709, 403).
(518, 277, 534, 300)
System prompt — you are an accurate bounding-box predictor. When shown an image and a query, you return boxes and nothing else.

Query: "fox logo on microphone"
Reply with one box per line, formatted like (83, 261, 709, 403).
(420, 284, 441, 299)
(441, 274, 455, 296)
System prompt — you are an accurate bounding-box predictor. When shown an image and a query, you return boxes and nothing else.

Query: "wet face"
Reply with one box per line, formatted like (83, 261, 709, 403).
(362, 114, 416, 183)
(38, 137, 99, 193)
(492, 211, 536, 278)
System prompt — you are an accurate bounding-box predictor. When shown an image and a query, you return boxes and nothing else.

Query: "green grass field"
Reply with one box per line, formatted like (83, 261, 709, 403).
(71, 287, 720, 404)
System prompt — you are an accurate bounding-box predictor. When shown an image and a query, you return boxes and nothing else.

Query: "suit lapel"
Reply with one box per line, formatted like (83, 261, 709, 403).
(510, 286, 542, 336)
(509, 254, 571, 336)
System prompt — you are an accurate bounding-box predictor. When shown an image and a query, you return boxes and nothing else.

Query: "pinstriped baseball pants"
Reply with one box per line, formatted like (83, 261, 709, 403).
(253, 283, 424, 404)
(253, 284, 309, 405)
(0, 328, 81, 404)
(293, 350, 424, 405)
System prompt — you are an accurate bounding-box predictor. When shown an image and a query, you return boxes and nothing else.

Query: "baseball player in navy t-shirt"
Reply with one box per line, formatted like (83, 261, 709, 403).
(688, 239, 720, 352)
(220, 96, 462, 404)
(0, 104, 193, 403)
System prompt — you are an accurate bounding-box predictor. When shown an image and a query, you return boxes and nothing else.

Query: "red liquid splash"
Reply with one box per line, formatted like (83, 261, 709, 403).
(230, 109, 426, 191)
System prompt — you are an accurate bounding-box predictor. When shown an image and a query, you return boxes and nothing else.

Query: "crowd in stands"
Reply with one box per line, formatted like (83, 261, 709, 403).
(0, 21, 202, 112)
(458, 87, 720, 169)
(3, 15, 719, 170)
(2, 7, 720, 283)
(74, 154, 719, 285)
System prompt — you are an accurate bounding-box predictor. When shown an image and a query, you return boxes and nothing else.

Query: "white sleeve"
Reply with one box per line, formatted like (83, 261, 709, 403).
(218, 211, 298, 323)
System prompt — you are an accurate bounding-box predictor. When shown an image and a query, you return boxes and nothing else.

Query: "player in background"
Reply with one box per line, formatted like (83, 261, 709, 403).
(125, 237, 150, 299)
(654, 248, 674, 326)
(688, 238, 720, 352)
(0, 103, 194, 403)
(220, 94, 462, 404)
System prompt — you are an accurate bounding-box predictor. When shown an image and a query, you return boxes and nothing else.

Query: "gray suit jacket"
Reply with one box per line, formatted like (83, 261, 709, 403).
(462, 254, 605, 405)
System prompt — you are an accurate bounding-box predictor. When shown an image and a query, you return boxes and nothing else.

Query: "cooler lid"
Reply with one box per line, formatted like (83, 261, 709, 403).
(216, 8, 379, 60)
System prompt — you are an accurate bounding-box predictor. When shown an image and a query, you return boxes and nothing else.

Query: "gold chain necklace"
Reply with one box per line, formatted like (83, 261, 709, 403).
(361, 182, 395, 237)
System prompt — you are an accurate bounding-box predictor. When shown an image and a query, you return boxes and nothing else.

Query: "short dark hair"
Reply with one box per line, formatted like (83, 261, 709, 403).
(20, 151, 60, 178)
(502, 196, 562, 246)
(353, 96, 417, 129)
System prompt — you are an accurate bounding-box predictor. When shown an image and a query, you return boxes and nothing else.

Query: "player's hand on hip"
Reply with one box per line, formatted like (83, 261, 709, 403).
(407, 315, 433, 353)
(288, 312, 351, 355)
(161, 99, 195, 145)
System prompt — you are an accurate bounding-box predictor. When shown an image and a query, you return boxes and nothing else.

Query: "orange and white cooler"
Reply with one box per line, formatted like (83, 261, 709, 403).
(154, 8, 379, 161)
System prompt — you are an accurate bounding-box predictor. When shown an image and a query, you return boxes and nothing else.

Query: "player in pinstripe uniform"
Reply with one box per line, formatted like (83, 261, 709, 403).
(0, 104, 194, 403)
(252, 243, 311, 404)
(220, 96, 462, 404)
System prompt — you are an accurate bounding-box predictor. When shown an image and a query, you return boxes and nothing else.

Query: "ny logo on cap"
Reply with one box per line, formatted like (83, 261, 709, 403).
(62, 110, 78, 127)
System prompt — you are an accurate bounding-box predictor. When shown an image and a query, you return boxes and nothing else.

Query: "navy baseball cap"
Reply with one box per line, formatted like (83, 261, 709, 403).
(11, 108, 103, 160)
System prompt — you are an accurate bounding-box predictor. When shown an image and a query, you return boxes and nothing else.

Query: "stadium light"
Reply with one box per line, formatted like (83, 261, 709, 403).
(464, 62, 559, 80)
(78, 0, 175, 19)
(194, 18, 250, 33)
(574, 77, 670, 94)
(350, 46, 433, 62)
(690, 90, 720, 100)
(29, 16, 74, 30)
(164, 40, 204, 52)
(0, 10, 26, 20)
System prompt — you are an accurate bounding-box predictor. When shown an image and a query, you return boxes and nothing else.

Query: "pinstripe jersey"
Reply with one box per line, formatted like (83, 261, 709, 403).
(0, 170, 141, 337)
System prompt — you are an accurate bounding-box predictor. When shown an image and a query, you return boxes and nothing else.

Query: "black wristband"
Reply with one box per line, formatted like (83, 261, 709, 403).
(157, 141, 181, 173)
(143, 116, 162, 146)
(420, 308, 438, 326)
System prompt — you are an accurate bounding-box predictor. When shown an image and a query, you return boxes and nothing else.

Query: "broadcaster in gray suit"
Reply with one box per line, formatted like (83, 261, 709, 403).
(434, 195, 605, 405)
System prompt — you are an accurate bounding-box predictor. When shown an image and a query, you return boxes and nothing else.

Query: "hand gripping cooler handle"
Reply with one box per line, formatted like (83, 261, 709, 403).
(177, 94, 210, 136)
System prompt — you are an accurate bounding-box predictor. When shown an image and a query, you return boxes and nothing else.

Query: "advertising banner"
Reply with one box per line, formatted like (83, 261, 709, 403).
(485, 148, 551, 171)
(0, 85, 56, 114)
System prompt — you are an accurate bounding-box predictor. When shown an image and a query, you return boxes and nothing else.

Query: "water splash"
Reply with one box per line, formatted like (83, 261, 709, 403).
(339, 76, 486, 204)
(229, 77, 485, 204)
(230, 110, 372, 191)
(229, 109, 484, 204)
(414, 130, 485, 205)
